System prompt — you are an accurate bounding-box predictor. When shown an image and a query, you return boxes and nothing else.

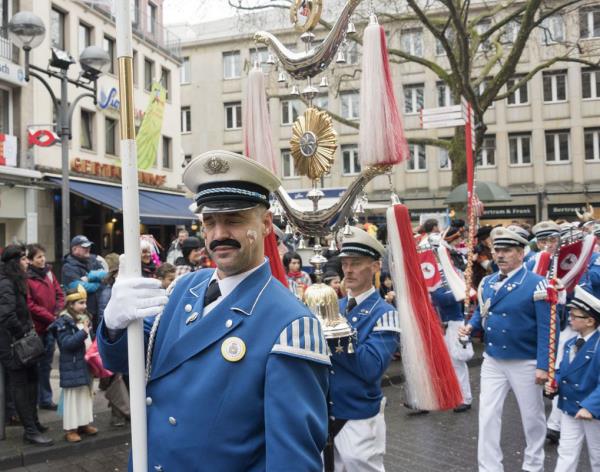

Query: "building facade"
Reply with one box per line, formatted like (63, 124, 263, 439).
(173, 5, 600, 227)
(1, 0, 188, 262)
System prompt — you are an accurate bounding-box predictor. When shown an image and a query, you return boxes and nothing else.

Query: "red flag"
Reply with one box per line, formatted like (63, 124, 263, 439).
(557, 235, 595, 292)
(264, 231, 288, 288)
(418, 250, 442, 292)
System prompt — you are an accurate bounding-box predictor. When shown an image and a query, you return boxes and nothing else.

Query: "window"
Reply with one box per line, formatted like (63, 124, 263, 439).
(476, 77, 494, 108)
(582, 69, 600, 99)
(183, 154, 192, 167)
(436, 81, 456, 107)
(181, 106, 191, 133)
(314, 94, 328, 109)
(342, 145, 360, 175)
(79, 22, 92, 55)
(180, 56, 191, 84)
(80, 109, 95, 151)
(341, 91, 359, 120)
(144, 58, 154, 92)
(160, 67, 171, 100)
(580, 7, 600, 39)
(103, 36, 115, 74)
(477, 135, 496, 167)
(225, 102, 242, 129)
(545, 130, 570, 162)
(502, 18, 521, 44)
(407, 144, 426, 171)
(540, 14, 565, 44)
(132, 0, 140, 29)
(346, 41, 360, 65)
(281, 99, 301, 125)
(400, 29, 423, 57)
(584, 128, 600, 161)
(507, 75, 529, 105)
(435, 30, 455, 56)
(162, 136, 172, 169)
(403, 83, 424, 114)
(105, 117, 117, 156)
(438, 148, 451, 170)
(50, 8, 66, 50)
(250, 48, 270, 72)
(476, 19, 492, 51)
(132, 50, 138, 85)
(0, 88, 10, 134)
(543, 71, 567, 102)
(223, 51, 241, 79)
(148, 2, 157, 35)
(281, 149, 297, 178)
(508, 133, 531, 165)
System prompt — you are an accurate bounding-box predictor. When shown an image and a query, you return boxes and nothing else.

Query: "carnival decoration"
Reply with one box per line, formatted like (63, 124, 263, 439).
(290, 0, 323, 33)
(556, 233, 596, 293)
(387, 204, 463, 411)
(136, 82, 167, 170)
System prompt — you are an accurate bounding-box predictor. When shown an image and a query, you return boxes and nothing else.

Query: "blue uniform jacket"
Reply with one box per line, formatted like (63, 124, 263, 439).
(98, 262, 330, 472)
(329, 291, 400, 420)
(469, 266, 553, 370)
(556, 331, 600, 419)
(430, 286, 464, 322)
(579, 253, 600, 299)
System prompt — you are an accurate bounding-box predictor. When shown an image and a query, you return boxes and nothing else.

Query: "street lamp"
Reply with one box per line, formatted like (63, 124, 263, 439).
(8, 11, 110, 258)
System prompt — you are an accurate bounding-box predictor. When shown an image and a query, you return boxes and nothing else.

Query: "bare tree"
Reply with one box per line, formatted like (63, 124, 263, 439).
(230, 0, 600, 186)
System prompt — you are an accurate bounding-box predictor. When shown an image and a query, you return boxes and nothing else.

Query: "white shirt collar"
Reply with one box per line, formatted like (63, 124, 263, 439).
(348, 286, 376, 307)
(578, 330, 597, 343)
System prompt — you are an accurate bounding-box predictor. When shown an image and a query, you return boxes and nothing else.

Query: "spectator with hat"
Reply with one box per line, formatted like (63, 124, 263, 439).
(173, 236, 204, 277)
(472, 225, 494, 289)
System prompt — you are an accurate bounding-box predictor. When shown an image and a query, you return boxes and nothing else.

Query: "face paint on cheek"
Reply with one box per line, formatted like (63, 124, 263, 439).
(246, 229, 258, 245)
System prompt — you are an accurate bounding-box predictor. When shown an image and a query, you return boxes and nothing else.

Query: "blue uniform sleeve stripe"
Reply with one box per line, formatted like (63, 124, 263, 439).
(271, 317, 331, 365)
(373, 310, 401, 333)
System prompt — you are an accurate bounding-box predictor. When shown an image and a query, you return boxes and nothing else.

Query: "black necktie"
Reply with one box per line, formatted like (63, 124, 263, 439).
(498, 274, 508, 281)
(574, 337, 586, 353)
(203, 279, 221, 306)
(346, 298, 357, 314)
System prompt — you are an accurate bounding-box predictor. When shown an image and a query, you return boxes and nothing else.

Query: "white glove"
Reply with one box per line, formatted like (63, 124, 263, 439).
(104, 275, 168, 330)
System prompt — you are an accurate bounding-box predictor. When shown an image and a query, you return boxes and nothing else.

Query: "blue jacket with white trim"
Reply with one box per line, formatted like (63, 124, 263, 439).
(430, 286, 464, 322)
(98, 262, 330, 472)
(556, 331, 600, 419)
(329, 291, 400, 420)
(469, 266, 553, 370)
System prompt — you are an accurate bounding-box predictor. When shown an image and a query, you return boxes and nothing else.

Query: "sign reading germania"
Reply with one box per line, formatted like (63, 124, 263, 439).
(70, 157, 167, 187)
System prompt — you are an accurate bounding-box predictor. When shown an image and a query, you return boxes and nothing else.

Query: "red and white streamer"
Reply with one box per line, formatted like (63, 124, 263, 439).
(532, 251, 552, 277)
(387, 204, 463, 410)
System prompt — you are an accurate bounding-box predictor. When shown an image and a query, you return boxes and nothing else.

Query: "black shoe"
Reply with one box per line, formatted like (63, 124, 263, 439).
(39, 402, 58, 411)
(403, 402, 429, 415)
(36, 422, 49, 433)
(453, 404, 472, 413)
(546, 428, 560, 444)
(24, 432, 54, 446)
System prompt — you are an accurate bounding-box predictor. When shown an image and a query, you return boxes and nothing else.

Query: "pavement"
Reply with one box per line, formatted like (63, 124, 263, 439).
(1, 341, 593, 471)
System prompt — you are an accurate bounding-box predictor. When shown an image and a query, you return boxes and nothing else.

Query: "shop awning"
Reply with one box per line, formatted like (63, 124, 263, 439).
(48, 178, 196, 225)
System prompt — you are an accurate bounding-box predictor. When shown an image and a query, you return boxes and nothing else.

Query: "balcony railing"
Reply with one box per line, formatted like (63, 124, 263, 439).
(0, 26, 16, 62)
(80, 1, 182, 62)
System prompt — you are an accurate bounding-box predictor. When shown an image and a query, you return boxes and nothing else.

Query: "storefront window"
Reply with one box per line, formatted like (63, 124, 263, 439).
(0, 88, 9, 134)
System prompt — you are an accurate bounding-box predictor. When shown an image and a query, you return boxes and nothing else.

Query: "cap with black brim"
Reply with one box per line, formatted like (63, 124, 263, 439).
(567, 285, 600, 322)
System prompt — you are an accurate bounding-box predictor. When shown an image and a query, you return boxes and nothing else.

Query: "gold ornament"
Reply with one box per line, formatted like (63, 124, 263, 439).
(290, 0, 322, 33)
(290, 108, 337, 180)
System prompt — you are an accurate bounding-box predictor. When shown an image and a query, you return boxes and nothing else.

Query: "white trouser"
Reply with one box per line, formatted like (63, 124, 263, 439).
(334, 400, 386, 472)
(445, 320, 473, 404)
(547, 325, 576, 431)
(478, 355, 546, 472)
(555, 412, 600, 472)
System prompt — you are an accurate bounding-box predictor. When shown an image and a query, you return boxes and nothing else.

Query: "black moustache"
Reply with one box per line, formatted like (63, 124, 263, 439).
(209, 239, 242, 251)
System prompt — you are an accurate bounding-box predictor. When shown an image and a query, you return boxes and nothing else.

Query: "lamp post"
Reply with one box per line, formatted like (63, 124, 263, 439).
(8, 11, 110, 257)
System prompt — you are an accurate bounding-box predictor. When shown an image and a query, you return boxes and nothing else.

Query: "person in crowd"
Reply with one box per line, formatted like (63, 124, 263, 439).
(26, 243, 64, 411)
(283, 252, 312, 296)
(525, 221, 561, 271)
(156, 262, 176, 289)
(323, 271, 343, 299)
(50, 285, 98, 443)
(98, 150, 329, 470)
(326, 227, 400, 472)
(545, 286, 600, 472)
(0, 244, 53, 446)
(379, 272, 395, 305)
(174, 236, 204, 277)
(97, 252, 120, 326)
(458, 227, 552, 472)
(444, 226, 467, 271)
(166, 228, 189, 264)
(141, 239, 158, 278)
(472, 225, 494, 290)
(61, 235, 107, 330)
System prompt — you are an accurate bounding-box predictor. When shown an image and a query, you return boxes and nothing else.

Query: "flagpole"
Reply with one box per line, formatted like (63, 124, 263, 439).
(115, 2, 147, 470)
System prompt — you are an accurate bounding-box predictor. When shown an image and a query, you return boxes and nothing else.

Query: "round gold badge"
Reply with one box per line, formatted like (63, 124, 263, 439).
(221, 337, 246, 362)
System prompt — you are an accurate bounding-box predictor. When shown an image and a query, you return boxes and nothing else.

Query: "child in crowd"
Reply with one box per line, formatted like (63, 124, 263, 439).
(283, 252, 311, 299)
(545, 286, 600, 471)
(323, 271, 343, 299)
(156, 262, 176, 289)
(50, 285, 98, 443)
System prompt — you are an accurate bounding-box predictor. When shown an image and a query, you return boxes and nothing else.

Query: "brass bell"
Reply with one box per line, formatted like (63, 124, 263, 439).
(343, 222, 353, 236)
(347, 22, 356, 34)
(266, 53, 276, 65)
(319, 76, 329, 88)
(347, 340, 355, 354)
(277, 71, 287, 83)
(285, 223, 293, 235)
(298, 236, 307, 249)
(335, 50, 346, 64)
(304, 283, 354, 341)
(328, 238, 337, 252)
(291, 85, 300, 96)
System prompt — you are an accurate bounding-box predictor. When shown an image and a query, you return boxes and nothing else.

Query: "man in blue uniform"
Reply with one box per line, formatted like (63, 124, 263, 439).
(328, 227, 400, 472)
(98, 151, 330, 471)
(524, 220, 561, 271)
(458, 227, 552, 472)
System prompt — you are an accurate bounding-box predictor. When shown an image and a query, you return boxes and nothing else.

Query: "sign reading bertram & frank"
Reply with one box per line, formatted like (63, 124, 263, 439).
(548, 203, 598, 219)
(481, 205, 536, 219)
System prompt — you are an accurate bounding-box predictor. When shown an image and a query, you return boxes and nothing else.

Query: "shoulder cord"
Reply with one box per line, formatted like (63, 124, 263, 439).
(145, 310, 163, 384)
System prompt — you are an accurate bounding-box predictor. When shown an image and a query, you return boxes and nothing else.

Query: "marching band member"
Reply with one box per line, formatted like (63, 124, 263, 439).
(545, 286, 600, 472)
(327, 227, 400, 472)
(525, 221, 561, 271)
(458, 227, 553, 472)
(98, 151, 330, 471)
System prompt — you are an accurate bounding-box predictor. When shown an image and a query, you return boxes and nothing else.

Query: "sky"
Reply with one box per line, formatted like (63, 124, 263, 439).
(163, 0, 242, 25)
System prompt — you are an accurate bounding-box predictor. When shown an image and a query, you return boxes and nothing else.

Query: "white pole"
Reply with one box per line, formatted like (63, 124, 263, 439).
(115, 2, 148, 470)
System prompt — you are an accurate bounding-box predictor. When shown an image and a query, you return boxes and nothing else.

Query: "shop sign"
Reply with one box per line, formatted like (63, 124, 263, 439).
(71, 157, 167, 187)
(0, 60, 25, 87)
(0, 133, 17, 166)
(408, 207, 446, 220)
(481, 205, 535, 219)
(548, 203, 597, 219)
(98, 87, 145, 121)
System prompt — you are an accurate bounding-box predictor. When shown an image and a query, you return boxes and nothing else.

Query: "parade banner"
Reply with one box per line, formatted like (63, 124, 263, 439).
(136, 82, 166, 170)
(556, 234, 596, 292)
(418, 249, 442, 292)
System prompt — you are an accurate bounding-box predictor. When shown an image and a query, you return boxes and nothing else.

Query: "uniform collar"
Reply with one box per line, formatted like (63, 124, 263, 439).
(348, 286, 376, 307)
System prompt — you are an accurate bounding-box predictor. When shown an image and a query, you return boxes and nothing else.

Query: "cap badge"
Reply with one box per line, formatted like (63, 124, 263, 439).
(204, 156, 230, 175)
(221, 337, 246, 362)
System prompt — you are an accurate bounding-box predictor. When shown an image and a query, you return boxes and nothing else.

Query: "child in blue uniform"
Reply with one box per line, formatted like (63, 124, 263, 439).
(545, 285, 600, 471)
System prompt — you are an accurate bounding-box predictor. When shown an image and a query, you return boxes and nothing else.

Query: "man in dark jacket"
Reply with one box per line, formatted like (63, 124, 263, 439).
(61, 235, 106, 329)
(174, 236, 204, 277)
